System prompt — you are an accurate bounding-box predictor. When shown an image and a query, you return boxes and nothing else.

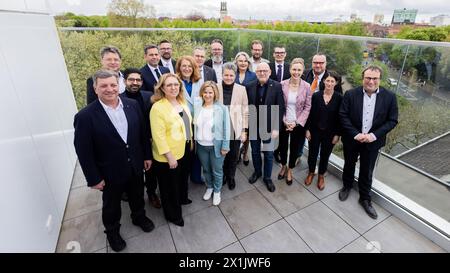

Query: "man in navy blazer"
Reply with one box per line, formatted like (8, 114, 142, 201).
(269, 46, 291, 82)
(74, 70, 155, 252)
(140, 44, 170, 92)
(246, 63, 286, 193)
(338, 65, 398, 219)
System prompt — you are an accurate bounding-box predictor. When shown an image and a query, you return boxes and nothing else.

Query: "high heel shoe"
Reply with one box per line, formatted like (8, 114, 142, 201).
(286, 169, 293, 185)
(277, 166, 286, 180)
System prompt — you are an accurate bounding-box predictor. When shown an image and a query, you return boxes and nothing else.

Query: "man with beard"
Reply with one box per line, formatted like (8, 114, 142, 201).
(249, 40, 269, 72)
(120, 68, 161, 209)
(205, 39, 226, 83)
(158, 40, 176, 73)
(193, 46, 217, 84)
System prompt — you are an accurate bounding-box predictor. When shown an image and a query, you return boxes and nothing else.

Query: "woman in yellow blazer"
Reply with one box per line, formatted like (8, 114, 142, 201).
(150, 73, 192, 227)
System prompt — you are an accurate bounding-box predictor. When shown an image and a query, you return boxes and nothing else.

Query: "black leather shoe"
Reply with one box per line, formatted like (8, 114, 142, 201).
(132, 216, 155, 233)
(359, 199, 378, 219)
(107, 232, 126, 252)
(248, 172, 262, 184)
(181, 198, 192, 205)
(264, 179, 276, 192)
(338, 187, 351, 201)
(121, 192, 129, 202)
(171, 218, 184, 227)
(228, 178, 236, 190)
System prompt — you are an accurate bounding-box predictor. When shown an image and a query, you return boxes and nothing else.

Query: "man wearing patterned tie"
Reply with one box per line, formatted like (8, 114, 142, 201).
(140, 44, 170, 92)
(158, 40, 176, 73)
(269, 46, 290, 82)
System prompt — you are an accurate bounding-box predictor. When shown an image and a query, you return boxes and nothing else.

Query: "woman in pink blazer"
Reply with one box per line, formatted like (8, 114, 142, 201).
(277, 58, 312, 185)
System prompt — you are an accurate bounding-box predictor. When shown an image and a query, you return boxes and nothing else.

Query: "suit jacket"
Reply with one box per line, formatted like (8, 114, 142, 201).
(280, 79, 311, 127)
(119, 90, 153, 139)
(235, 70, 257, 87)
(217, 83, 249, 138)
(140, 65, 170, 92)
(302, 69, 329, 93)
(246, 79, 286, 133)
(204, 54, 227, 68)
(73, 97, 151, 187)
(339, 86, 398, 150)
(158, 59, 176, 73)
(305, 90, 343, 136)
(202, 65, 217, 82)
(269, 62, 291, 82)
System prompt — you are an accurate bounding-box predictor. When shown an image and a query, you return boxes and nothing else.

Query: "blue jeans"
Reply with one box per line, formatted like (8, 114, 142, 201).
(250, 139, 274, 180)
(197, 144, 225, 193)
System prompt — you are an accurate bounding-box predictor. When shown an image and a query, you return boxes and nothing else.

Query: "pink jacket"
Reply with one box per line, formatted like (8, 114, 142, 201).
(280, 79, 312, 127)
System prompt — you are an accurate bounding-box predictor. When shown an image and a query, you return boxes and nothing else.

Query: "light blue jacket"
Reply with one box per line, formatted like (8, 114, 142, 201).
(193, 102, 231, 158)
(183, 80, 202, 115)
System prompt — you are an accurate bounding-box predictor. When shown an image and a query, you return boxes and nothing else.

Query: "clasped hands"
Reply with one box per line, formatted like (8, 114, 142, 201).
(354, 133, 375, 143)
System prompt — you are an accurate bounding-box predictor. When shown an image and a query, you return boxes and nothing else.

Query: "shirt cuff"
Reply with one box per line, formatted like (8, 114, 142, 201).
(370, 133, 377, 142)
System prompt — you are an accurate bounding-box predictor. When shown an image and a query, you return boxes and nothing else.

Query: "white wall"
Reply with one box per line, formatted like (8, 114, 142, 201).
(0, 10, 77, 252)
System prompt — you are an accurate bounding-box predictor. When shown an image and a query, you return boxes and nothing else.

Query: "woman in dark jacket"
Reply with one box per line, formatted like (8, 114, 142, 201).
(304, 71, 343, 190)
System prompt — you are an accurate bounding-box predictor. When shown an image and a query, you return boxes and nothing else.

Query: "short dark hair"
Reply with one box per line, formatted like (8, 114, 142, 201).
(100, 46, 122, 59)
(251, 40, 264, 49)
(362, 65, 383, 79)
(123, 68, 142, 80)
(211, 39, 223, 46)
(144, 44, 158, 55)
(159, 39, 171, 45)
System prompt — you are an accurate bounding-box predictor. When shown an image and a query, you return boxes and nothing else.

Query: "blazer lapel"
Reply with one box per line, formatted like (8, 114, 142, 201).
(94, 100, 125, 143)
(373, 88, 384, 121)
(356, 88, 364, 128)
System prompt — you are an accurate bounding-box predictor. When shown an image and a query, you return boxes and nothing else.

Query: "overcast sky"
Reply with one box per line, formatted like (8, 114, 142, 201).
(3, 0, 449, 23)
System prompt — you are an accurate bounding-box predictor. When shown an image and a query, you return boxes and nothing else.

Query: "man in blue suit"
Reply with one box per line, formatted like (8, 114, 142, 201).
(74, 70, 155, 252)
(140, 44, 170, 92)
(339, 65, 398, 219)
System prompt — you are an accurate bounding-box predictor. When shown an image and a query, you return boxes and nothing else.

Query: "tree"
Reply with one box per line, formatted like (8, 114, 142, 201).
(107, 0, 156, 27)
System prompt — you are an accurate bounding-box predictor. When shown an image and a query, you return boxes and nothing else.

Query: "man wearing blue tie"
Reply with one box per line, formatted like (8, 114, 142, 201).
(140, 44, 170, 92)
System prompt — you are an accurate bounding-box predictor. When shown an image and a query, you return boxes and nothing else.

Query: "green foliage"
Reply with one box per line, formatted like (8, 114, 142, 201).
(395, 25, 450, 42)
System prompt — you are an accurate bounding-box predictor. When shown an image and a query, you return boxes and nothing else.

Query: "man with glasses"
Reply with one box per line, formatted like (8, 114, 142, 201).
(249, 40, 269, 72)
(338, 65, 398, 219)
(205, 39, 226, 83)
(193, 46, 217, 84)
(158, 40, 176, 73)
(120, 68, 162, 209)
(269, 46, 290, 82)
(303, 53, 328, 93)
(246, 63, 286, 192)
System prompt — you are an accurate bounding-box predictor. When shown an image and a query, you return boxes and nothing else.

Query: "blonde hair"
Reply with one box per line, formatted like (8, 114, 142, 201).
(290, 57, 305, 68)
(199, 81, 220, 105)
(151, 73, 186, 104)
(175, 55, 201, 83)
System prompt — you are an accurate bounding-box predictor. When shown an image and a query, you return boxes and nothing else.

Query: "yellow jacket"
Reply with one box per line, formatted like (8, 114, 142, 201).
(150, 98, 192, 162)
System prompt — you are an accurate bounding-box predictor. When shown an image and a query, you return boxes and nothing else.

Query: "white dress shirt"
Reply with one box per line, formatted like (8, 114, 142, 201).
(249, 57, 269, 72)
(212, 62, 223, 83)
(118, 72, 126, 94)
(161, 58, 175, 73)
(99, 97, 128, 143)
(362, 88, 379, 140)
(147, 64, 162, 81)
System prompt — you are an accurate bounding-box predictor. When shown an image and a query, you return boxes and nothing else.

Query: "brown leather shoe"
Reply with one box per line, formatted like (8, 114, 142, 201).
(149, 194, 161, 209)
(304, 172, 315, 186)
(317, 175, 325, 191)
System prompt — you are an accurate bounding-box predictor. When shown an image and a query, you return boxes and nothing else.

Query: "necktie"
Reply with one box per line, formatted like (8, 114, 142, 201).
(277, 64, 282, 82)
(154, 68, 161, 79)
(310, 75, 318, 93)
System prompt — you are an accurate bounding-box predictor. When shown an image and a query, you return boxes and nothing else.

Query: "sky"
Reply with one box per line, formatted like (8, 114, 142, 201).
(2, 0, 449, 23)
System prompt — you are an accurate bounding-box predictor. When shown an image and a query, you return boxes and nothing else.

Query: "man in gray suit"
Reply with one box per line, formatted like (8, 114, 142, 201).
(193, 46, 217, 84)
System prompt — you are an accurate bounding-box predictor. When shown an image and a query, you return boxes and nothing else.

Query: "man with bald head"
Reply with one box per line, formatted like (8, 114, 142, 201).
(245, 63, 285, 192)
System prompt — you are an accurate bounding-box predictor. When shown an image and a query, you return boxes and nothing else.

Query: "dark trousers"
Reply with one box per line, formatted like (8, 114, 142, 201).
(154, 148, 188, 222)
(190, 150, 203, 184)
(278, 124, 305, 169)
(342, 142, 379, 201)
(179, 142, 191, 202)
(307, 130, 335, 175)
(250, 138, 274, 180)
(102, 165, 146, 234)
(223, 140, 241, 179)
(144, 169, 158, 196)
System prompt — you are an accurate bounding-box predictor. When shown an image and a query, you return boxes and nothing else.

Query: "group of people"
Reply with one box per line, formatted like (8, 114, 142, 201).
(74, 39, 398, 252)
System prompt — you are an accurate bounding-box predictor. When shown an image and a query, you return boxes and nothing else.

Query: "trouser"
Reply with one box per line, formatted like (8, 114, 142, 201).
(307, 130, 335, 175)
(144, 168, 158, 196)
(223, 140, 241, 180)
(197, 144, 225, 193)
(278, 124, 305, 169)
(250, 138, 274, 180)
(342, 142, 379, 201)
(102, 165, 146, 234)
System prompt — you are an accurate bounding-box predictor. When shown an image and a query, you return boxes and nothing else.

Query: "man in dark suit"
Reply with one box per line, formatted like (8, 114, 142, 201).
(204, 39, 225, 83)
(120, 68, 161, 209)
(158, 39, 176, 73)
(269, 46, 290, 82)
(74, 70, 155, 252)
(246, 63, 286, 192)
(86, 46, 125, 105)
(338, 65, 398, 219)
(140, 44, 170, 92)
(193, 46, 217, 83)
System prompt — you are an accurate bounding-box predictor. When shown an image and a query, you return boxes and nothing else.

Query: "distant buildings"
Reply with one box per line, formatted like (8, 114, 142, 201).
(430, 15, 450, 26)
(219, 2, 232, 24)
(392, 8, 418, 24)
(373, 14, 384, 25)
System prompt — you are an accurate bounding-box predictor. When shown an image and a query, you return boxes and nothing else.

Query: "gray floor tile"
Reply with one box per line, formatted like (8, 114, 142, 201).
(220, 189, 282, 239)
(110, 224, 176, 253)
(182, 182, 213, 217)
(240, 220, 312, 253)
(286, 202, 359, 253)
(338, 236, 381, 253)
(364, 216, 446, 253)
(216, 242, 246, 253)
(63, 186, 103, 220)
(71, 162, 87, 189)
(257, 177, 318, 217)
(170, 206, 237, 253)
(56, 210, 105, 253)
(296, 169, 342, 200)
(220, 168, 255, 201)
(322, 191, 390, 234)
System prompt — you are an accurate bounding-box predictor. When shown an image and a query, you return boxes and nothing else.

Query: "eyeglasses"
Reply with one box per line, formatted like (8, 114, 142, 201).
(127, 78, 142, 82)
(274, 52, 286, 55)
(364, 77, 380, 81)
(255, 70, 270, 73)
(313, 62, 325, 65)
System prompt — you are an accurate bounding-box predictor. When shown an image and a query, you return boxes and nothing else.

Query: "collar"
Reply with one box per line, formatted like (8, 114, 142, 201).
(362, 88, 380, 96)
(99, 97, 123, 111)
